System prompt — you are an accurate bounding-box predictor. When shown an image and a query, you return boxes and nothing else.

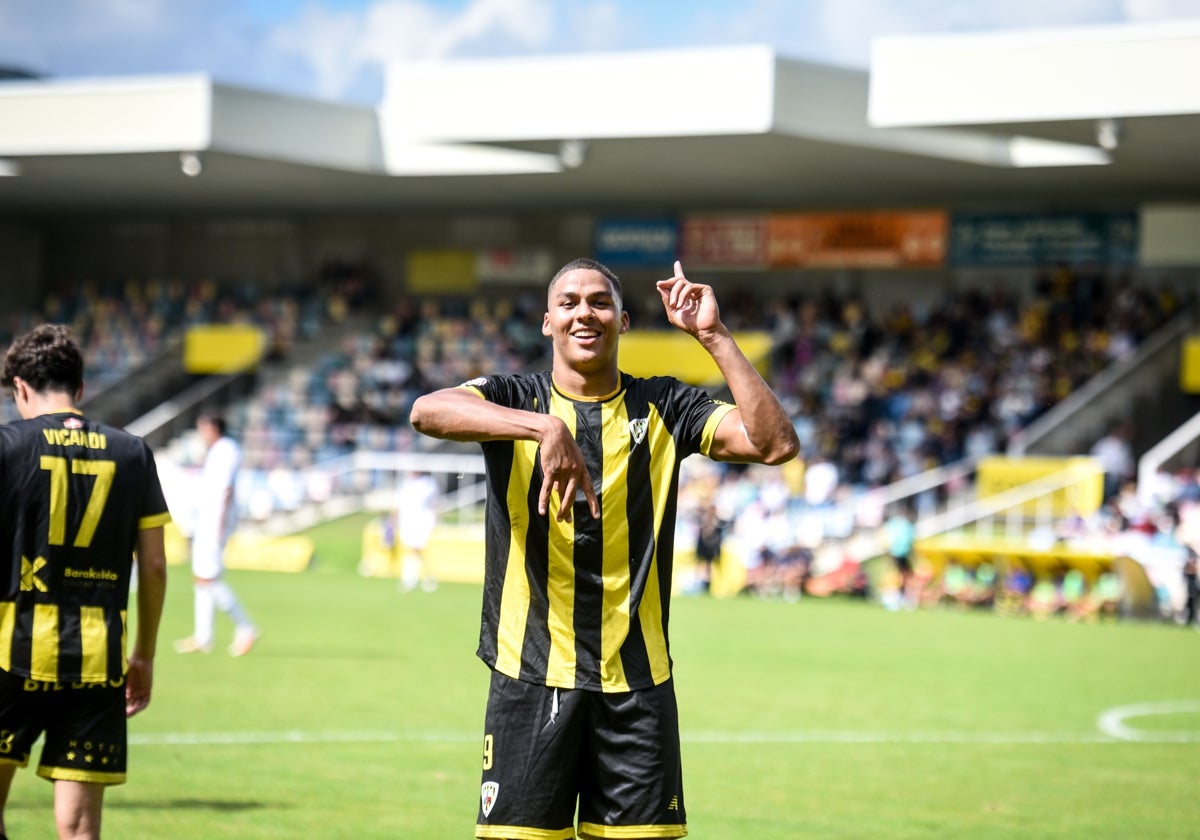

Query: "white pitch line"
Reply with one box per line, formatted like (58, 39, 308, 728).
(130, 701, 1200, 747)
(1096, 700, 1200, 743)
(682, 730, 1117, 744)
(130, 730, 477, 746)
(130, 729, 1132, 747)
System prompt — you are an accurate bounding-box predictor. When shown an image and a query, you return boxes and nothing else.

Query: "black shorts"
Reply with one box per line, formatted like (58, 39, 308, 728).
(0, 669, 128, 785)
(477, 669, 687, 840)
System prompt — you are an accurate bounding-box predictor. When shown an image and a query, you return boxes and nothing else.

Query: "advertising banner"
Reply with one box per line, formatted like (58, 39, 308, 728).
(406, 249, 478, 293)
(594, 218, 678, 267)
(679, 214, 767, 268)
(975, 456, 1104, 517)
(950, 212, 1138, 266)
(475, 248, 555, 283)
(766, 210, 947, 268)
(183, 324, 265, 374)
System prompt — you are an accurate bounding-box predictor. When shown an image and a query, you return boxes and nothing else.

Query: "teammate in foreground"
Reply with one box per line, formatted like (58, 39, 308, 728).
(410, 259, 799, 839)
(0, 324, 170, 840)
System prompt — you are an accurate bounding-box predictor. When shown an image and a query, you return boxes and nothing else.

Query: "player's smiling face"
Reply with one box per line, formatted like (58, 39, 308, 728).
(544, 268, 629, 380)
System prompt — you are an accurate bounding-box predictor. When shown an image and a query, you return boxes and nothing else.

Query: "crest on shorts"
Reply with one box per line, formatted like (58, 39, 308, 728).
(629, 417, 648, 445)
(481, 781, 500, 818)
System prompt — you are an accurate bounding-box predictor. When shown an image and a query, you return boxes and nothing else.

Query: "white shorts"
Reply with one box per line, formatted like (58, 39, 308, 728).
(190, 534, 228, 579)
(399, 513, 436, 551)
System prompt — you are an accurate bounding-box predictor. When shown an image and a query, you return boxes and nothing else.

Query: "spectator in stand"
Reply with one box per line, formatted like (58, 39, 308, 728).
(693, 504, 726, 595)
(803, 450, 839, 509)
(882, 502, 917, 604)
(1068, 571, 1123, 623)
(1183, 549, 1199, 628)
(1091, 421, 1136, 503)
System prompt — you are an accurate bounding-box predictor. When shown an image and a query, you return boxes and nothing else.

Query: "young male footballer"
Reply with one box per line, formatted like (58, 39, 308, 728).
(411, 258, 798, 839)
(0, 325, 170, 840)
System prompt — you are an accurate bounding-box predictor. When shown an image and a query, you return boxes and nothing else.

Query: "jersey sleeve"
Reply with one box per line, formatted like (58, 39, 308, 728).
(661, 377, 737, 459)
(458, 374, 534, 411)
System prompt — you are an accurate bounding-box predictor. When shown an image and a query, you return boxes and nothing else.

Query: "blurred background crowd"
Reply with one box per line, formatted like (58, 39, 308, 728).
(3, 265, 1197, 629)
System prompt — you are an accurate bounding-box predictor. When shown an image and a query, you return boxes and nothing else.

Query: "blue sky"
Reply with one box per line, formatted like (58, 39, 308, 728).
(2, 0, 1199, 103)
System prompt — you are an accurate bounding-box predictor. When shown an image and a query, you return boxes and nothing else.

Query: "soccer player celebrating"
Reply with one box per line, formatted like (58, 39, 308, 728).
(0, 325, 170, 840)
(410, 259, 799, 839)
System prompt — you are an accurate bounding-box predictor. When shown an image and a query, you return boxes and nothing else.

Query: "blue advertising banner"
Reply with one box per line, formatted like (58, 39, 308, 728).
(949, 212, 1137, 266)
(594, 218, 678, 267)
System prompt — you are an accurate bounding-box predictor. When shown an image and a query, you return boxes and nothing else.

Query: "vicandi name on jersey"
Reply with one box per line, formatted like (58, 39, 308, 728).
(41, 428, 107, 449)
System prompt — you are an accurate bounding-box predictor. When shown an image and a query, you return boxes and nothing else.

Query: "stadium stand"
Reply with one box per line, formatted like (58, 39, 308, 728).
(2, 34, 1198, 631)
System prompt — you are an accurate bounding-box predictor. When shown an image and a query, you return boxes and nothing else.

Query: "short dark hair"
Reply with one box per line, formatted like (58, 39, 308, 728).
(1, 323, 84, 395)
(549, 258, 623, 309)
(198, 414, 228, 437)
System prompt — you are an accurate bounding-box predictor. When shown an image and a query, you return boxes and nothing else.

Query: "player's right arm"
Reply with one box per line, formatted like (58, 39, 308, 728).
(410, 387, 599, 522)
(126, 525, 167, 718)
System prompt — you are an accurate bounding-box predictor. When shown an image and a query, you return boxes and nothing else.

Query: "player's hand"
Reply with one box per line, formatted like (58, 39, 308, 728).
(537, 418, 600, 523)
(656, 260, 722, 337)
(125, 655, 154, 718)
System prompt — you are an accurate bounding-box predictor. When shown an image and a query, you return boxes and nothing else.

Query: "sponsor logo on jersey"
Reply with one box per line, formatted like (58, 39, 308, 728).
(64, 567, 120, 582)
(463, 377, 489, 388)
(63, 416, 84, 430)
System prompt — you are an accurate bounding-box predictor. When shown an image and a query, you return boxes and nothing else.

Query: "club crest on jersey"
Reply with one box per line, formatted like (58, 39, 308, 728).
(629, 417, 648, 445)
(480, 781, 500, 817)
(62, 416, 84, 430)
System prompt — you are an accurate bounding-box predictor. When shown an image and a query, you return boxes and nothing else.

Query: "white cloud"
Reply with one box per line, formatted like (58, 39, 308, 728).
(267, 3, 370, 100)
(1, 0, 1199, 102)
(265, 0, 557, 101)
(564, 1, 634, 51)
(1122, 0, 1200, 18)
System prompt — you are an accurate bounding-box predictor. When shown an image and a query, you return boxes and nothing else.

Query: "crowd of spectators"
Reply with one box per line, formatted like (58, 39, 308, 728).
(3, 267, 1196, 617)
(0, 275, 335, 423)
(763, 271, 1184, 489)
(672, 448, 1199, 626)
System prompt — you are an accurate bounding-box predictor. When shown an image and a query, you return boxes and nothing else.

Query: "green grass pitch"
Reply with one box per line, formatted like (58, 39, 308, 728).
(6, 512, 1199, 838)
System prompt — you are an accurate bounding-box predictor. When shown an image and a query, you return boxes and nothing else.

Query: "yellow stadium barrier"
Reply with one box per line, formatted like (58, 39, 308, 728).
(163, 520, 314, 573)
(975, 455, 1104, 517)
(359, 517, 486, 583)
(360, 516, 748, 595)
(914, 535, 1113, 583)
(183, 324, 265, 374)
(618, 332, 773, 387)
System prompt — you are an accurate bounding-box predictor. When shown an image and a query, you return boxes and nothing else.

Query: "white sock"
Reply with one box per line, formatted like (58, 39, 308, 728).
(194, 584, 216, 647)
(210, 579, 254, 633)
(401, 555, 422, 590)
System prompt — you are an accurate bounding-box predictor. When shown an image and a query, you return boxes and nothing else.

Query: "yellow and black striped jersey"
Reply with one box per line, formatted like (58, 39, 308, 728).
(463, 371, 735, 693)
(0, 411, 171, 684)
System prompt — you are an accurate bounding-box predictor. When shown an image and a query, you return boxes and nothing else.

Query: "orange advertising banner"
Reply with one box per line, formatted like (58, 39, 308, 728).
(766, 210, 948, 268)
(679, 214, 767, 268)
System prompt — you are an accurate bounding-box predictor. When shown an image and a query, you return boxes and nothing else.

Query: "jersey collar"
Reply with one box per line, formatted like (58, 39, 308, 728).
(551, 373, 624, 403)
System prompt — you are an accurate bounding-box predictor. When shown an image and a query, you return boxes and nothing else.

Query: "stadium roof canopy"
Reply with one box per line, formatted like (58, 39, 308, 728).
(0, 20, 1197, 215)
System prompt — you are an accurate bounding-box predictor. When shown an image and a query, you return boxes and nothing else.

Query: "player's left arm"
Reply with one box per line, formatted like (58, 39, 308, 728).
(657, 261, 800, 466)
(127, 524, 167, 718)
